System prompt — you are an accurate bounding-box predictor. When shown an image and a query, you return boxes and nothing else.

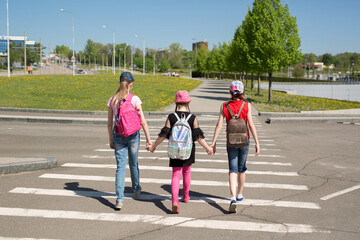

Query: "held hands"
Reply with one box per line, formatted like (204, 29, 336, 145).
(146, 142, 156, 153)
(210, 144, 216, 155)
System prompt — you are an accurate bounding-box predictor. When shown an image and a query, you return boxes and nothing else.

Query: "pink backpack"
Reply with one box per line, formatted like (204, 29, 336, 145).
(115, 94, 141, 137)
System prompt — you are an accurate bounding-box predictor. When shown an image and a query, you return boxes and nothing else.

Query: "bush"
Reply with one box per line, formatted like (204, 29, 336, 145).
(292, 63, 304, 78)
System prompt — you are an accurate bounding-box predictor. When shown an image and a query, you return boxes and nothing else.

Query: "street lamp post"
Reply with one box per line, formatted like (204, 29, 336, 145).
(135, 35, 145, 75)
(124, 44, 128, 72)
(102, 25, 116, 75)
(60, 8, 75, 76)
(6, 0, 10, 77)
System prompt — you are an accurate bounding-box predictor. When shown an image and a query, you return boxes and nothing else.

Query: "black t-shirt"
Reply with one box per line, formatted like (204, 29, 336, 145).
(159, 111, 204, 167)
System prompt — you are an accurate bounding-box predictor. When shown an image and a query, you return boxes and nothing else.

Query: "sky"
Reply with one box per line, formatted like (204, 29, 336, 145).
(0, 0, 359, 55)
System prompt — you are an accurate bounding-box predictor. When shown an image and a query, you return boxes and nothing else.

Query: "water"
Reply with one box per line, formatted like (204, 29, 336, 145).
(255, 82, 360, 102)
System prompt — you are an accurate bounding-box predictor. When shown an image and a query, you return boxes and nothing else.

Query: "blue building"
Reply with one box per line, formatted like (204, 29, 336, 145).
(0, 36, 35, 55)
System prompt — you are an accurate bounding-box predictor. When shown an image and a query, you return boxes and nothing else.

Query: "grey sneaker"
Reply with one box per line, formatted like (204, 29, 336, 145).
(134, 190, 141, 199)
(114, 201, 123, 210)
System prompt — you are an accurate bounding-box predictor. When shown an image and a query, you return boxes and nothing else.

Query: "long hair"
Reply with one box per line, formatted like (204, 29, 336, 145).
(112, 81, 133, 108)
(175, 102, 191, 113)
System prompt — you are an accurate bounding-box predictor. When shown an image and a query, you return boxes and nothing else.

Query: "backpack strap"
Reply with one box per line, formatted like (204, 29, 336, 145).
(173, 112, 180, 121)
(225, 103, 235, 118)
(234, 101, 246, 118)
(185, 113, 192, 122)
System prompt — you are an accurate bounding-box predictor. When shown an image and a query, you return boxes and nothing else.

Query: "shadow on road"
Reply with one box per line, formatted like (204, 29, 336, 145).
(161, 184, 228, 214)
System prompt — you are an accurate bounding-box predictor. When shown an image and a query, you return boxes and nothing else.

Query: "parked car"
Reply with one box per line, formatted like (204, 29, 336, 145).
(77, 69, 87, 74)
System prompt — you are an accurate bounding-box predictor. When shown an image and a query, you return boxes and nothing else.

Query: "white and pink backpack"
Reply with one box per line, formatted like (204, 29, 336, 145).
(115, 94, 141, 137)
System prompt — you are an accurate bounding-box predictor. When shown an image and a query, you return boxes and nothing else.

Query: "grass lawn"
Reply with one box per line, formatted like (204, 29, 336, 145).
(245, 86, 360, 112)
(0, 74, 201, 111)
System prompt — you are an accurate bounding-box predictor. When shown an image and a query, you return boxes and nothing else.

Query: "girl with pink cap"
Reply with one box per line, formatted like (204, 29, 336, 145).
(148, 90, 213, 214)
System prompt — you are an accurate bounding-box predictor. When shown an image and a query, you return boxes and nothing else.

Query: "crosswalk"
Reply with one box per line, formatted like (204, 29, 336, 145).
(1, 116, 330, 238)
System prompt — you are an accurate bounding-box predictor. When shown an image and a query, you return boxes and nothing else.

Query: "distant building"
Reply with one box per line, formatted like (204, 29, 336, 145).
(0, 36, 35, 55)
(192, 41, 208, 51)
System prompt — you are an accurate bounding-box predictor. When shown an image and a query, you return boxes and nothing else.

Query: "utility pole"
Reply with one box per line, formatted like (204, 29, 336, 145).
(24, 31, 27, 75)
(7, 0, 10, 77)
(40, 37, 42, 74)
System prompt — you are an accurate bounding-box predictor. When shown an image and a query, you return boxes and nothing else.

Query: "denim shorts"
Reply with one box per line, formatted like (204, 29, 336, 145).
(227, 142, 249, 174)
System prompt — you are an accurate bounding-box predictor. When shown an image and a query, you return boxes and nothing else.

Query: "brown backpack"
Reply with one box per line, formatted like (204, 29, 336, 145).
(225, 101, 249, 148)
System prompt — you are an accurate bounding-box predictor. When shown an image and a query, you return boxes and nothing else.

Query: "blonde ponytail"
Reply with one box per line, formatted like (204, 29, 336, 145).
(112, 81, 133, 108)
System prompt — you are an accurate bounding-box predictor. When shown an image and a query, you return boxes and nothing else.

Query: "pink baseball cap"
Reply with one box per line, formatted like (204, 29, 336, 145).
(230, 81, 244, 95)
(174, 90, 191, 103)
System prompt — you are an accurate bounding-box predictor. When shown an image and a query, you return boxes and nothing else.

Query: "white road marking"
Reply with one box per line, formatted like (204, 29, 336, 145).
(82, 156, 292, 166)
(94, 149, 284, 158)
(9, 187, 320, 209)
(62, 163, 298, 176)
(0, 207, 328, 233)
(0, 237, 59, 240)
(39, 174, 308, 190)
(320, 185, 360, 201)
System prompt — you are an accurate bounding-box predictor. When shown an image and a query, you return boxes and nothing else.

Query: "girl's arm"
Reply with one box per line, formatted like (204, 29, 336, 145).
(247, 103, 260, 155)
(148, 118, 171, 152)
(211, 104, 225, 153)
(193, 117, 213, 155)
(138, 105, 152, 148)
(107, 107, 114, 149)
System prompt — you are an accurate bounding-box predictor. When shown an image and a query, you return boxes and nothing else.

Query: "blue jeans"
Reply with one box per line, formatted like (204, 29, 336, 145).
(113, 131, 141, 203)
(227, 142, 249, 174)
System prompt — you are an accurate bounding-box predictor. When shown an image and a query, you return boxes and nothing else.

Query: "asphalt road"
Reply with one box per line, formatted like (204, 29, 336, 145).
(0, 118, 359, 239)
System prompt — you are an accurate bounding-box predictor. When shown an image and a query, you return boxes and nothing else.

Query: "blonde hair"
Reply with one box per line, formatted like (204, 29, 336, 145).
(112, 81, 133, 108)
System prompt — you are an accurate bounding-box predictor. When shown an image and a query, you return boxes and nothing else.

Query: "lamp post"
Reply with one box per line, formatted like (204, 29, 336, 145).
(6, 0, 10, 77)
(124, 44, 128, 71)
(135, 35, 145, 75)
(60, 8, 75, 76)
(102, 25, 116, 75)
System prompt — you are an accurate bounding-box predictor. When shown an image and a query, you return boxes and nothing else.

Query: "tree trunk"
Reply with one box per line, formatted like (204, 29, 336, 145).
(234, 72, 237, 80)
(257, 74, 261, 95)
(251, 73, 254, 90)
(245, 72, 248, 87)
(268, 72, 272, 101)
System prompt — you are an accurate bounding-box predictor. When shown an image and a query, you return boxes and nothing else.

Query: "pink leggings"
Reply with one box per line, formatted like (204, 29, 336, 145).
(171, 165, 191, 205)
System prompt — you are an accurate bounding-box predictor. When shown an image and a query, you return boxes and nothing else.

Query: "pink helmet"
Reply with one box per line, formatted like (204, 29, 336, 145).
(229, 81, 244, 95)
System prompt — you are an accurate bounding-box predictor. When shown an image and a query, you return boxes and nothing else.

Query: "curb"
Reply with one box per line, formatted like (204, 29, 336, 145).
(259, 112, 360, 118)
(265, 117, 360, 124)
(0, 157, 57, 175)
(0, 115, 220, 126)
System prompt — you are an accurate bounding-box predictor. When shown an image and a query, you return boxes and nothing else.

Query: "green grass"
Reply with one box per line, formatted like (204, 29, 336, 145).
(245, 86, 360, 112)
(0, 74, 201, 111)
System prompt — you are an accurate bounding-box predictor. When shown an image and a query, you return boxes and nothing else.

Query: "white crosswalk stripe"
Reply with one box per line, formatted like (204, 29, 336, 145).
(62, 163, 299, 176)
(0, 207, 328, 233)
(9, 187, 320, 209)
(39, 174, 309, 190)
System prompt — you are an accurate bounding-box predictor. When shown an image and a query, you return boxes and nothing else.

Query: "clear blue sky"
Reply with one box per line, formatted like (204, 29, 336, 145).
(1, 0, 359, 55)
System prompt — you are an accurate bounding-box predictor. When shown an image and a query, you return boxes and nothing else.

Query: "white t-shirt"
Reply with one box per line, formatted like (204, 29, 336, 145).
(107, 94, 142, 116)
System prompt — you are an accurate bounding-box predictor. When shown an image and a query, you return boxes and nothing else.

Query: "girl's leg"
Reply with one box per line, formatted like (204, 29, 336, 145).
(237, 172, 246, 197)
(237, 144, 249, 198)
(182, 165, 192, 202)
(171, 167, 182, 206)
(229, 172, 238, 198)
(128, 132, 141, 196)
(113, 133, 127, 204)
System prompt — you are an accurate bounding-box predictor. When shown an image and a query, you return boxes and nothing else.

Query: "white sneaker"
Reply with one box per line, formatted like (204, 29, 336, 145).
(114, 201, 123, 210)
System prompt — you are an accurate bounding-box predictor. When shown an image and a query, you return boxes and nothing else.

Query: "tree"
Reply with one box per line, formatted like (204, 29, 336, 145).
(168, 43, 183, 69)
(292, 63, 304, 78)
(196, 45, 209, 77)
(246, 0, 302, 101)
(158, 58, 171, 72)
